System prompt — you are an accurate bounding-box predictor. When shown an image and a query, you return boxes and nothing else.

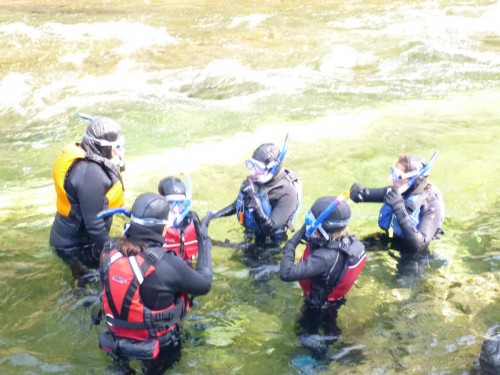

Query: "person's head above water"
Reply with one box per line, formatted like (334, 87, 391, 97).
(389, 154, 428, 193)
(305, 196, 351, 242)
(245, 143, 282, 184)
(158, 176, 189, 226)
(129, 192, 170, 235)
(80, 115, 125, 170)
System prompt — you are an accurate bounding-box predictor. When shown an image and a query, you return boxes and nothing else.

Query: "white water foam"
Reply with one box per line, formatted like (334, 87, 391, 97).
(227, 14, 269, 29)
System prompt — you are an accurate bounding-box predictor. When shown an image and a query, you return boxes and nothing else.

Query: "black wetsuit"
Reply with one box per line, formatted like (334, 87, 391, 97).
(280, 234, 365, 307)
(123, 222, 212, 311)
(50, 159, 116, 270)
(214, 169, 299, 243)
(101, 221, 212, 374)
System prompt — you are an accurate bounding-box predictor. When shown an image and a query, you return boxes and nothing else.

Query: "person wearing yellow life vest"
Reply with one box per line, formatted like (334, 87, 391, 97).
(49, 114, 125, 278)
(98, 193, 213, 373)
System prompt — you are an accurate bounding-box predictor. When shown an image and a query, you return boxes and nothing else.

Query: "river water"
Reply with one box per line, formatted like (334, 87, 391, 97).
(0, 1, 499, 374)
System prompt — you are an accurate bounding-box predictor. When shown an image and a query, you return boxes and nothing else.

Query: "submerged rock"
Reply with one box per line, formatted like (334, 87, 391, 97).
(471, 326, 500, 375)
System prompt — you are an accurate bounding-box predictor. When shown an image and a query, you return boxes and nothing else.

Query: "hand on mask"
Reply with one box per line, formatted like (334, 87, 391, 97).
(240, 177, 256, 197)
(384, 187, 405, 214)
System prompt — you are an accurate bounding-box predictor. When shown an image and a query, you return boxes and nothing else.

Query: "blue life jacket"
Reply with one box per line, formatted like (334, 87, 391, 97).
(235, 191, 273, 233)
(235, 170, 302, 235)
(378, 185, 444, 238)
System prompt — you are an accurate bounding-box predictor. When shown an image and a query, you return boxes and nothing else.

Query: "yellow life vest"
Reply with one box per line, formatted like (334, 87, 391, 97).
(52, 143, 124, 217)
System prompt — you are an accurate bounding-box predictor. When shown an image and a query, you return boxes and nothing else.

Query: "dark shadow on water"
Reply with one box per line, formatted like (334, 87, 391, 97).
(290, 303, 366, 374)
(362, 233, 449, 288)
(213, 235, 285, 282)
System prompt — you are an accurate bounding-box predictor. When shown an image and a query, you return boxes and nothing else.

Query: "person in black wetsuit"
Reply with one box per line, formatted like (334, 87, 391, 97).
(98, 192, 213, 374)
(350, 153, 444, 256)
(50, 115, 125, 279)
(212, 141, 302, 249)
(280, 196, 366, 358)
(350, 153, 445, 284)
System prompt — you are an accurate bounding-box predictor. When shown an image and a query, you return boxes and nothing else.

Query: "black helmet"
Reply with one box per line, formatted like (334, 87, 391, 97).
(158, 176, 186, 196)
(252, 143, 280, 166)
(130, 193, 169, 233)
(81, 116, 123, 159)
(310, 196, 351, 232)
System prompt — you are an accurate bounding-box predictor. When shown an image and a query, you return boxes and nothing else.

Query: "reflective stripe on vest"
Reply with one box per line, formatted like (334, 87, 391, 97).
(163, 223, 199, 260)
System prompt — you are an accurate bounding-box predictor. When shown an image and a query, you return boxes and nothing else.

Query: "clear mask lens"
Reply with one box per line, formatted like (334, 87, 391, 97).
(389, 166, 405, 182)
(389, 166, 419, 182)
(165, 196, 187, 213)
(245, 158, 267, 176)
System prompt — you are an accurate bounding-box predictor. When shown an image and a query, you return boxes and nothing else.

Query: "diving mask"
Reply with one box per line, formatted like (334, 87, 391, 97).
(389, 166, 418, 182)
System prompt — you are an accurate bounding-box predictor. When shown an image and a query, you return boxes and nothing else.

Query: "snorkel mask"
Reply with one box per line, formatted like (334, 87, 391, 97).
(245, 134, 290, 184)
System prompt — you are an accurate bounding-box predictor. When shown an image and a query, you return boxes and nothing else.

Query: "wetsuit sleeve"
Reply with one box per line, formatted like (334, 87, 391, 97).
(280, 243, 329, 282)
(251, 183, 297, 234)
(192, 213, 213, 286)
(350, 183, 389, 203)
(392, 195, 442, 253)
(212, 200, 237, 218)
(70, 161, 112, 250)
(166, 252, 212, 296)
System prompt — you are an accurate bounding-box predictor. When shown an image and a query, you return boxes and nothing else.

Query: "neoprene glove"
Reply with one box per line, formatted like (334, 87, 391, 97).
(350, 182, 368, 203)
(194, 211, 214, 240)
(384, 187, 406, 216)
(240, 177, 257, 197)
(289, 224, 306, 247)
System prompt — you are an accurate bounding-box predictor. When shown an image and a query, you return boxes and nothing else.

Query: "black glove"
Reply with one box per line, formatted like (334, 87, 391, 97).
(240, 177, 257, 198)
(289, 224, 306, 247)
(350, 182, 368, 203)
(202, 211, 214, 231)
(194, 212, 213, 240)
(384, 187, 406, 215)
(212, 202, 237, 218)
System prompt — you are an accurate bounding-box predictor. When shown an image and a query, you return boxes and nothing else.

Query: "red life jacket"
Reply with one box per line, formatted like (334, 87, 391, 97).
(163, 223, 198, 261)
(298, 240, 366, 303)
(101, 247, 187, 342)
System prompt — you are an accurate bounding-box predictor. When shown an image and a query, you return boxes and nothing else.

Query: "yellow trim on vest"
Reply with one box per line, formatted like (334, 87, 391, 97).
(52, 143, 124, 217)
(106, 180, 124, 209)
(53, 143, 86, 217)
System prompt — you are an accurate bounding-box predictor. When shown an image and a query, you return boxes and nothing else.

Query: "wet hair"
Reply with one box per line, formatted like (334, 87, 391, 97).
(397, 154, 412, 173)
(329, 227, 350, 242)
(398, 154, 431, 191)
(113, 237, 148, 256)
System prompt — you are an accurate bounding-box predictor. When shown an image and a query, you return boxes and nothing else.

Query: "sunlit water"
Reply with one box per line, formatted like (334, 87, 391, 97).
(0, 1, 499, 374)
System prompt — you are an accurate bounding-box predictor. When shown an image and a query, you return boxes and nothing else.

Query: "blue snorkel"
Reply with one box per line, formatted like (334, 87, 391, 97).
(77, 112, 95, 121)
(269, 133, 290, 176)
(305, 194, 346, 239)
(397, 150, 439, 194)
(96, 207, 131, 219)
(173, 173, 192, 228)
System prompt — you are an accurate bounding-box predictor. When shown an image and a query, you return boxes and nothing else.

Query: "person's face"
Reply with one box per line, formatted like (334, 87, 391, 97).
(390, 162, 408, 189)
